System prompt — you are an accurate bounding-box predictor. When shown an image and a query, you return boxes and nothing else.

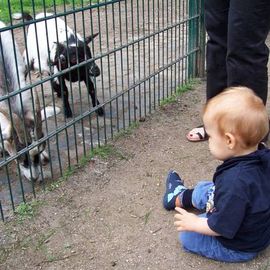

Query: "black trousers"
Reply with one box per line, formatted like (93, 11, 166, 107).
(205, 0, 270, 104)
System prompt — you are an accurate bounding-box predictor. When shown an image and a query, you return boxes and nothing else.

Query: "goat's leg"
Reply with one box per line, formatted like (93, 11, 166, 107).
(24, 65, 30, 81)
(58, 77, 73, 118)
(84, 77, 104, 116)
(52, 79, 62, 98)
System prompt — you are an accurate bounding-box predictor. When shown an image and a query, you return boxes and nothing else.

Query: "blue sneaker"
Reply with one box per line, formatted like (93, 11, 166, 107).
(163, 170, 187, 210)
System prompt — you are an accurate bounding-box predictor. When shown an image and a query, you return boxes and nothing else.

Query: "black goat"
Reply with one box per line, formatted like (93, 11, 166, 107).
(14, 12, 104, 118)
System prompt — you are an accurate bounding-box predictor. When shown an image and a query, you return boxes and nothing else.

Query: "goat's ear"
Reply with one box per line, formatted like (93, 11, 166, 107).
(41, 106, 61, 121)
(85, 33, 99, 44)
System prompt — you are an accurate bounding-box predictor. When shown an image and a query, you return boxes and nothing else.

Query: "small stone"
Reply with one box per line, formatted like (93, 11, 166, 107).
(111, 261, 117, 267)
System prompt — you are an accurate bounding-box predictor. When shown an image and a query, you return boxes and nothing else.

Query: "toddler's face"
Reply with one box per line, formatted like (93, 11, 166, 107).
(203, 118, 234, 161)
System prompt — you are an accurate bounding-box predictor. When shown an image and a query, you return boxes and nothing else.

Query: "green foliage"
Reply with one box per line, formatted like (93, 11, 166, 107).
(89, 144, 129, 161)
(47, 166, 75, 192)
(0, 0, 100, 22)
(160, 78, 200, 107)
(159, 95, 177, 106)
(90, 144, 115, 159)
(113, 121, 140, 140)
(176, 78, 199, 94)
(14, 200, 43, 221)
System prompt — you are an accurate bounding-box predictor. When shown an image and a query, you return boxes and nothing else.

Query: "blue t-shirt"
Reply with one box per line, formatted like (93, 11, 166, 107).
(207, 148, 270, 252)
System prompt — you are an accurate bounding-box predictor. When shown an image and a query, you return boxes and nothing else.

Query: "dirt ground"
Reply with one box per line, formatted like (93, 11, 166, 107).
(1, 79, 270, 270)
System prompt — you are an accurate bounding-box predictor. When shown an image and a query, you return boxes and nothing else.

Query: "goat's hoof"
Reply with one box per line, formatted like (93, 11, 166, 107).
(96, 107, 104, 116)
(52, 87, 61, 97)
(65, 110, 73, 118)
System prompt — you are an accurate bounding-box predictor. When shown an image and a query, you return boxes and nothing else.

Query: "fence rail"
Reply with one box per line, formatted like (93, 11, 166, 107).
(0, 0, 205, 221)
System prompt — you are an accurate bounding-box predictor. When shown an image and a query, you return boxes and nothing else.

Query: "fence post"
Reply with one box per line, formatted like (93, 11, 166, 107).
(197, 0, 206, 78)
(188, 0, 205, 79)
(188, 0, 197, 79)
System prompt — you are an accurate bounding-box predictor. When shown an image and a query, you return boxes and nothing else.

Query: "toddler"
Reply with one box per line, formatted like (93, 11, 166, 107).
(163, 86, 270, 262)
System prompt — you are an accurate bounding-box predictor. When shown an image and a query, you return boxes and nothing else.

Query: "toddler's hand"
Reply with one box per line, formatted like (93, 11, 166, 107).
(174, 207, 198, 232)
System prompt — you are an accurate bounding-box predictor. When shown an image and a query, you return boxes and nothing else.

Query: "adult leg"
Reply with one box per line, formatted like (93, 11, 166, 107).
(205, 0, 230, 99)
(227, 0, 270, 104)
(187, 0, 230, 142)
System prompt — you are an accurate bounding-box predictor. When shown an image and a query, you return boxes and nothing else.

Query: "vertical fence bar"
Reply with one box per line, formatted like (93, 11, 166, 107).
(0, 201, 4, 221)
(188, 0, 195, 79)
(198, 0, 206, 77)
(131, 0, 137, 121)
(188, 0, 202, 79)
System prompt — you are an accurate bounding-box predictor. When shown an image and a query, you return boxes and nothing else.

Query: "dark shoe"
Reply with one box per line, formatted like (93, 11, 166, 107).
(163, 170, 187, 211)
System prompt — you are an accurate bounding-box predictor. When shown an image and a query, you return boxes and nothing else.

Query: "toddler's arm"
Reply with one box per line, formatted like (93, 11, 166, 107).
(174, 207, 220, 236)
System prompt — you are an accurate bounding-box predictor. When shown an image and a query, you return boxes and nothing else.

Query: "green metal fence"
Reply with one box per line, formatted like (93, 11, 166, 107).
(0, 0, 205, 221)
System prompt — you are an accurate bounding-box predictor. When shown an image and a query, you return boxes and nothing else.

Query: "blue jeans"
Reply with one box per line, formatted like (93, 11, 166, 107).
(179, 181, 258, 262)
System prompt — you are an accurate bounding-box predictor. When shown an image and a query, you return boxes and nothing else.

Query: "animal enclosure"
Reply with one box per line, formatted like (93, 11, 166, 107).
(0, 0, 205, 220)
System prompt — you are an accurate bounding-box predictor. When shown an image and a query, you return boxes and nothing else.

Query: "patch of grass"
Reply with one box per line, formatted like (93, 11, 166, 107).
(0, 0, 102, 23)
(159, 95, 177, 106)
(113, 121, 140, 141)
(89, 144, 129, 161)
(90, 144, 115, 159)
(47, 167, 74, 192)
(62, 165, 76, 179)
(14, 200, 43, 221)
(160, 78, 200, 107)
(176, 78, 199, 94)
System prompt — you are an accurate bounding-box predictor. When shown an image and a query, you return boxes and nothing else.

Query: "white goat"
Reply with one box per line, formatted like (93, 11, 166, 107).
(0, 21, 56, 181)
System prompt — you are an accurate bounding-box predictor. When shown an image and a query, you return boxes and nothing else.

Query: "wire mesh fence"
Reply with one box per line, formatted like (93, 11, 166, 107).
(0, 0, 205, 221)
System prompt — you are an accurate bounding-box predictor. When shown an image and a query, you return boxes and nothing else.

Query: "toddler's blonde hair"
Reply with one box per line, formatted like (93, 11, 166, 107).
(203, 86, 269, 148)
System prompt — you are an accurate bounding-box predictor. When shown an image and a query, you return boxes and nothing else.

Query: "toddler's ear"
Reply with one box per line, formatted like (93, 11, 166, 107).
(225, 132, 236, 150)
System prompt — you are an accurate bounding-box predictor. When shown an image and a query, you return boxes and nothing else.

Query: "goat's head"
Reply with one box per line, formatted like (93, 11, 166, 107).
(53, 33, 100, 77)
(0, 89, 49, 181)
